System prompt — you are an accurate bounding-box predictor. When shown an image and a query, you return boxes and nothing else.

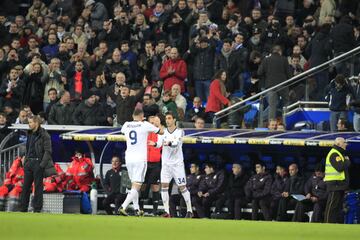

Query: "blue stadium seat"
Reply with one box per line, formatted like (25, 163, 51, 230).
(225, 163, 233, 173)
(261, 156, 274, 170)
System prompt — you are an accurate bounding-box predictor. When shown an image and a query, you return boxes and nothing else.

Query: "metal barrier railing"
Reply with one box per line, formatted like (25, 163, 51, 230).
(214, 45, 360, 127)
(0, 131, 26, 185)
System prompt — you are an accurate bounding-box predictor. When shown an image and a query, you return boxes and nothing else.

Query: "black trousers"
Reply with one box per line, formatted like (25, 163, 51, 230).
(324, 190, 345, 223)
(227, 197, 247, 220)
(20, 160, 44, 212)
(270, 198, 280, 220)
(252, 197, 271, 221)
(103, 193, 127, 215)
(292, 200, 326, 222)
(193, 195, 222, 218)
(277, 197, 297, 221)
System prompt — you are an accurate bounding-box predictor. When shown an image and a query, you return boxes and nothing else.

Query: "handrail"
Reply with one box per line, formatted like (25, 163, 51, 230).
(284, 101, 329, 111)
(214, 45, 360, 119)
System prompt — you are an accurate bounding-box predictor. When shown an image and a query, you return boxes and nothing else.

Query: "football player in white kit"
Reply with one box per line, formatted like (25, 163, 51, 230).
(118, 109, 163, 216)
(149, 112, 193, 218)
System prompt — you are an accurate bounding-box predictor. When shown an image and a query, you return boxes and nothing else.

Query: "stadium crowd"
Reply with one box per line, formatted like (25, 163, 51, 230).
(0, 0, 359, 135)
(0, 0, 358, 223)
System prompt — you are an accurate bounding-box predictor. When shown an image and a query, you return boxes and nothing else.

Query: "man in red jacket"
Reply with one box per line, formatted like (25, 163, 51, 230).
(159, 47, 187, 93)
(0, 156, 24, 211)
(140, 115, 163, 215)
(63, 150, 95, 192)
(43, 163, 65, 193)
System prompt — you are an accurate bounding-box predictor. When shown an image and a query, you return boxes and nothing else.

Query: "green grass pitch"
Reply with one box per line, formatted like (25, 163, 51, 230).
(0, 212, 359, 240)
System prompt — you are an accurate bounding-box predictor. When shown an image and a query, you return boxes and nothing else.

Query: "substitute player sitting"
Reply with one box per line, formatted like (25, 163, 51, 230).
(118, 109, 163, 216)
(149, 112, 193, 218)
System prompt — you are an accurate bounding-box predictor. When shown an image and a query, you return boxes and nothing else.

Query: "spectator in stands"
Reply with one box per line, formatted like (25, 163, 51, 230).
(43, 58, 65, 111)
(205, 70, 231, 125)
(185, 96, 206, 122)
(228, 32, 248, 93)
(277, 163, 304, 221)
(15, 109, 28, 124)
(336, 118, 348, 132)
(0, 68, 25, 111)
(81, 0, 108, 31)
(190, 36, 216, 101)
(305, 23, 332, 101)
(325, 74, 353, 132)
(44, 88, 58, 118)
(245, 162, 272, 221)
(120, 41, 138, 82)
(115, 83, 146, 126)
(97, 19, 121, 52)
(68, 60, 90, 102)
(72, 91, 106, 126)
(194, 116, 205, 129)
(103, 156, 126, 215)
(42, 33, 59, 63)
(350, 77, 360, 132)
(142, 93, 159, 119)
(258, 45, 292, 121)
(107, 72, 126, 102)
(330, 15, 356, 76)
(151, 86, 162, 106)
(104, 48, 132, 85)
(293, 164, 327, 222)
(160, 47, 187, 93)
(3, 101, 17, 124)
(270, 165, 289, 220)
(171, 84, 187, 120)
(223, 163, 249, 220)
(48, 90, 74, 125)
(214, 38, 232, 73)
(22, 62, 47, 114)
(160, 90, 179, 119)
(194, 163, 226, 218)
(0, 112, 10, 142)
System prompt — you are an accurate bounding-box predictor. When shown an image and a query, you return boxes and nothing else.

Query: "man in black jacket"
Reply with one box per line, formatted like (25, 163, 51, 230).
(103, 156, 127, 215)
(190, 37, 216, 102)
(330, 15, 356, 76)
(225, 163, 249, 220)
(245, 162, 272, 221)
(257, 45, 292, 120)
(48, 90, 75, 125)
(270, 165, 289, 220)
(325, 74, 353, 132)
(20, 115, 56, 212)
(293, 164, 327, 222)
(277, 163, 304, 221)
(324, 137, 350, 223)
(115, 83, 146, 126)
(194, 163, 226, 218)
(73, 91, 107, 126)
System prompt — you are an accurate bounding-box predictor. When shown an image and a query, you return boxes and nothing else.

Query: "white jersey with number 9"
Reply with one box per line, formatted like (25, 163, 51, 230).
(121, 121, 159, 163)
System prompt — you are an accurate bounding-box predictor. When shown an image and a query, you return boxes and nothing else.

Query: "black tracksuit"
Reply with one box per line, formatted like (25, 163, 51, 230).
(245, 172, 272, 221)
(277, 174, 304, 221)
(225, 172, 249, 220)
(270, 174, 289, 220)
(194, 170, 226, 218)
(102, 168, 126, 215)
(293, 174, 327, 222)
